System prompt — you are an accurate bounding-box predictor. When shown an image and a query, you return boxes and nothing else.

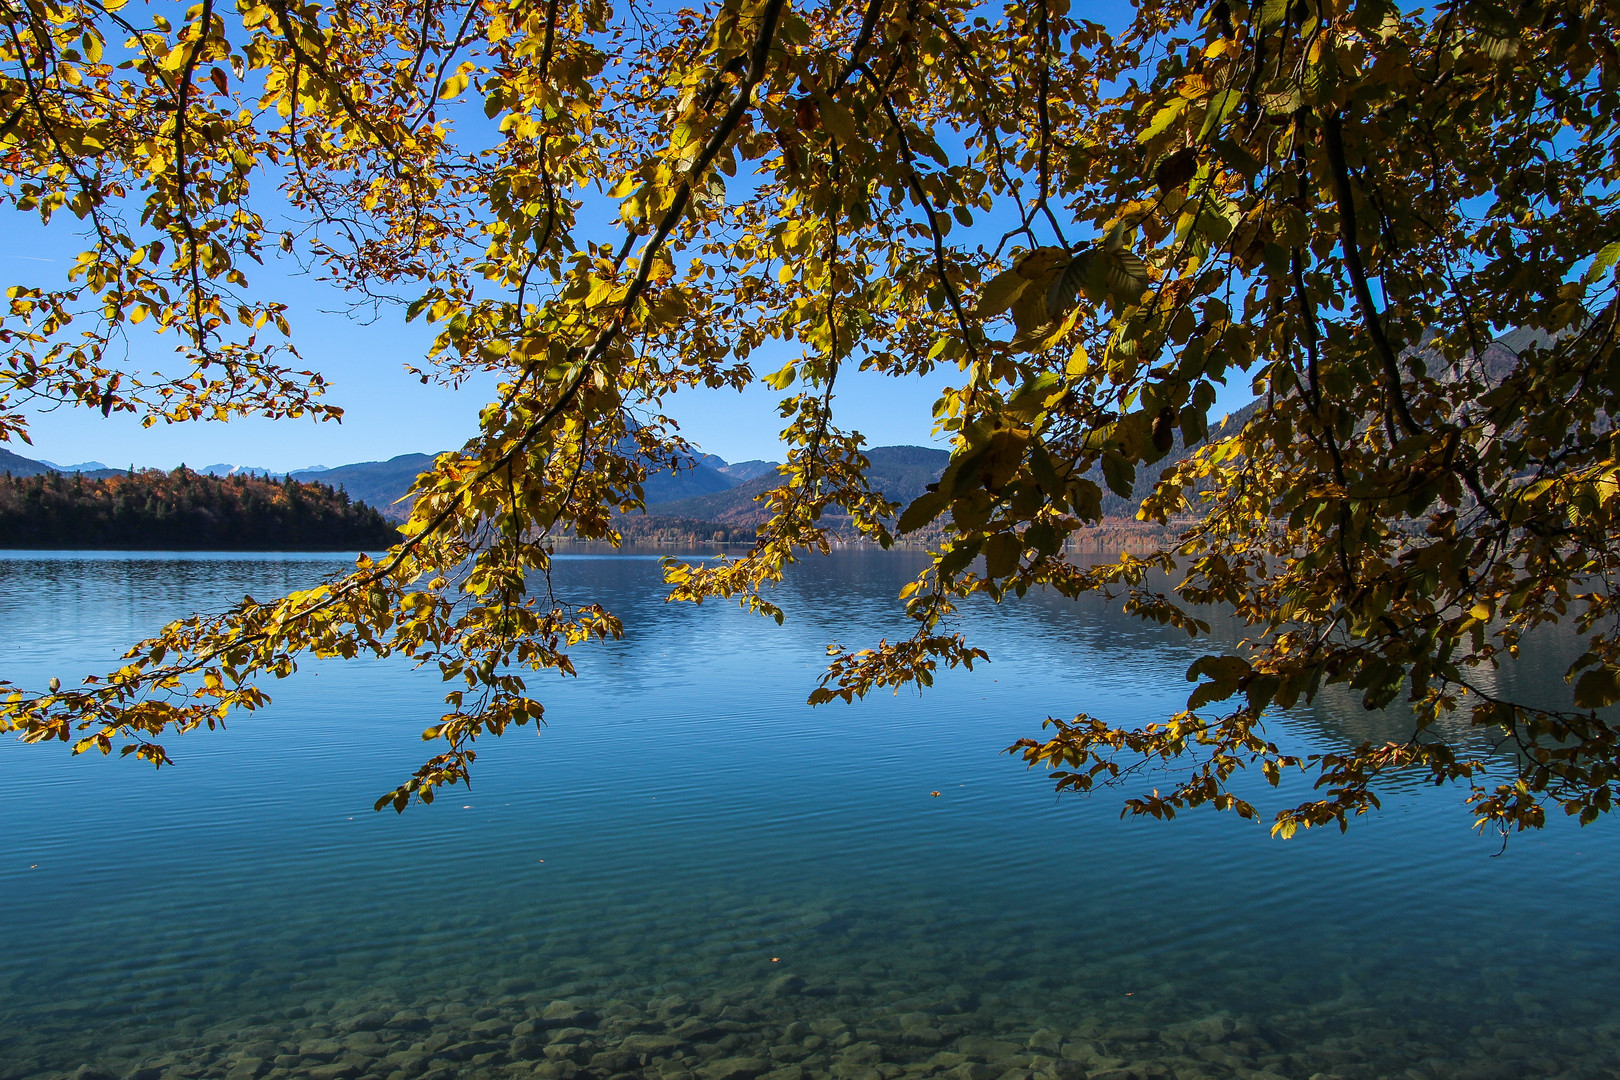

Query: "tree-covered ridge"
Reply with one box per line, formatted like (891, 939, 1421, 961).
(0, 468, 400, 551)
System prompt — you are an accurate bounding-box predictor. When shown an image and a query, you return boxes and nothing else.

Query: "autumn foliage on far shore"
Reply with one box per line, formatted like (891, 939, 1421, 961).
(0, 467, 399, 551)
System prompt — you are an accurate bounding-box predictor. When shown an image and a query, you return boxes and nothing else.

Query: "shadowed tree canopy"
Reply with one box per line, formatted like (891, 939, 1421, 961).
(3, 0, 1619, 835)
(0, 466, 401, 549)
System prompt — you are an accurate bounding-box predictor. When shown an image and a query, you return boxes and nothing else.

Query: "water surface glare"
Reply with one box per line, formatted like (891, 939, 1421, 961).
(2, 550, 1616, 1080)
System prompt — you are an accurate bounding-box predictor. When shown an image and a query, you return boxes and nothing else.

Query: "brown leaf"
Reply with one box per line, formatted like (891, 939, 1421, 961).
(1152, 406, 1176, 453)
(1154, 146, 1197, 191)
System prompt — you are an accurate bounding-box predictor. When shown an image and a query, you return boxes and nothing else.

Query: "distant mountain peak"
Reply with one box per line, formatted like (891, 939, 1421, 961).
(717, 459, 781, 481)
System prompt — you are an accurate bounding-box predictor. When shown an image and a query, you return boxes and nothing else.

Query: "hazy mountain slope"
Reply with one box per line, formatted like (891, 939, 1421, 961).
(0, 447, 51, 477)
(644, 473, 779, 523)
(641, 455, 736, 504)
(863, 445, 950, 505)
(291, 449, 743, 523)
(292, 454, 436, 522)
(643, 445, 951, 526)
(1, 447, 125, 479)
(718, 459, 780, 481)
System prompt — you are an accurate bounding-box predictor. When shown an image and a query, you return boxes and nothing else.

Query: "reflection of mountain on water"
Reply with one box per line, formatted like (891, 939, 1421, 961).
(1280, 622, 1606, 786)
(535, 551, 1599, 804)
(970, 561, 1603, 786)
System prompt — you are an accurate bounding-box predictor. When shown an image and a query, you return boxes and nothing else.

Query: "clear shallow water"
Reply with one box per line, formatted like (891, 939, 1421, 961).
(1, 550, 1616, 1080)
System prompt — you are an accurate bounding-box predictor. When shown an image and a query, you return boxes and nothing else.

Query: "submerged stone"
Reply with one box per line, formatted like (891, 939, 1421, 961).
(343, 1012, 392, 1033)
(543, 1002, 599, 1026)
(956, 1037, 1021, 1062)
(1025, 1031, 1063, 1055)
(620, 1034, 684, 1055)
(699, 1055, 771, 1080)
(940, 1064, 996, 1080)
(766, 975, 807, 997)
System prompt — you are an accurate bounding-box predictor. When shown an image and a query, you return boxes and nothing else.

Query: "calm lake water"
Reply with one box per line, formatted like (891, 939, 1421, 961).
(1, 550, 1616, 1080)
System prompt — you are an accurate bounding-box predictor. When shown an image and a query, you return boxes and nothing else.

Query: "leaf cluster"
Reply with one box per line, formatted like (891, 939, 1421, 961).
(4, 0, 1620, 834)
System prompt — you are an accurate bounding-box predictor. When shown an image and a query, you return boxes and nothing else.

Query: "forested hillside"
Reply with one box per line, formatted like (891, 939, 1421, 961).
(0, 468, 400, 550)
(291, 453, 435, 523)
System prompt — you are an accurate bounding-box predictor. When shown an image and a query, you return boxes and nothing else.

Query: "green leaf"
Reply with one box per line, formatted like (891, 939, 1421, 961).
(763, 362, 798, 390)
(937, 537, 983, 577)
(1574, 666, 1620, 710)
(897, 490, 948, 533)
(1101, 452, 1135, 498)
(810, 87, 859, 145)
(1585, 240, 1620, 285)
(1104, 249, 1151, 305)
(1178, 405, 1208, 446)
(1186, 654, 1252, 710)
(1009, 320, 1068, 354)
(947, 444, 993, 497)
(1012, 275, 1052, 333)
(1262, 83, 1302, 115)
(1245, 674, 1280, 712)
(1212, 137, 1261, 180)
(975, 269, 1029, 319)
(1153, 147, 1198, 191)
(1029, 439, 1061, 494)
(1045, 249, 1096, 320)
(1009, 372, 1062, 417)
(983, 532, 1022, 578)
(1351, 0, 1394, 32)
(1136, 98, 1187, 145)
(1024, 520, 1060, 557)
(1068, 477, 1104, 521)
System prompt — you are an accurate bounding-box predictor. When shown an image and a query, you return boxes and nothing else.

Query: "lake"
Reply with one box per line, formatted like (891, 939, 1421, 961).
(1, 550, 1616, 1080)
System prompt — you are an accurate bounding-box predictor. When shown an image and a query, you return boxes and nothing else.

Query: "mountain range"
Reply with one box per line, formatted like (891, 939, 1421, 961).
(285, 448, 959, 525)
(279, 449, 775, 521)
(0, 449, 333, 483)
(0, 442, 950, 528)
(0, 326, 1559, 542)
(0, 448, 129, 479)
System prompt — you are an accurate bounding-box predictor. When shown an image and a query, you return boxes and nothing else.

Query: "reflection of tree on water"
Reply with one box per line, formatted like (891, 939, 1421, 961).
(1277, 622, 1615, 798)
(950, 559, 1615, 806)
(531, 551, 1611, 822)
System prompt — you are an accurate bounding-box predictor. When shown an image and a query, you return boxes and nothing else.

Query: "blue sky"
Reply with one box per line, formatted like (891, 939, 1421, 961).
(3, 0, 1184, 473)
(3, 229, 956, 470)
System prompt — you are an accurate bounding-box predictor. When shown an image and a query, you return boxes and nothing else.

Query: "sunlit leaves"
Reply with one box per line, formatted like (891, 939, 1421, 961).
(1, 0, 1619, 836)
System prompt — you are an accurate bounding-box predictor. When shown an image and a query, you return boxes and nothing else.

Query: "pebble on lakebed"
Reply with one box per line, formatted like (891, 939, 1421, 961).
(8, 966, 1618, 1080)
(4, 907, 1614, 1080)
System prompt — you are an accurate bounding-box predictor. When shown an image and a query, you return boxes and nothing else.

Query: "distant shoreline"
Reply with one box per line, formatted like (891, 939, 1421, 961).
(0, 468, 400, 552)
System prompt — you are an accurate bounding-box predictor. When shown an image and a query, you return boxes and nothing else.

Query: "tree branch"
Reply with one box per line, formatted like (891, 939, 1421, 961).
(1323, 110, 1421, 438)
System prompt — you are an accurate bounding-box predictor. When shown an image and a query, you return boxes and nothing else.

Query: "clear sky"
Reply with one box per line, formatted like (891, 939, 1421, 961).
(4, 190, 957, 473)
(6, 0, 1230, 473)
(3, 249, 955, 470)
(6, 229, 1255, 469)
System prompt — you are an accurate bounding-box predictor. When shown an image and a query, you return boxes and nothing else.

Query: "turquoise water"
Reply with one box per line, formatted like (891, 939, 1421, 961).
(1, 550, 1616, 1080)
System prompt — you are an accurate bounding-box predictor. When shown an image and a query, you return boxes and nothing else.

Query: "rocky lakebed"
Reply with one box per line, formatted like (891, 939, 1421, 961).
(9, 964, 1616, 1080)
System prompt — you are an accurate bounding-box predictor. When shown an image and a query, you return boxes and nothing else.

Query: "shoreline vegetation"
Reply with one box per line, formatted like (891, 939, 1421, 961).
(4, 443, 1189, 554)
(590, 519, 1184, 553)
(0, 467, 400, 552)
(0, 465, 1181, 554)
(4, 444, 1186, 554)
